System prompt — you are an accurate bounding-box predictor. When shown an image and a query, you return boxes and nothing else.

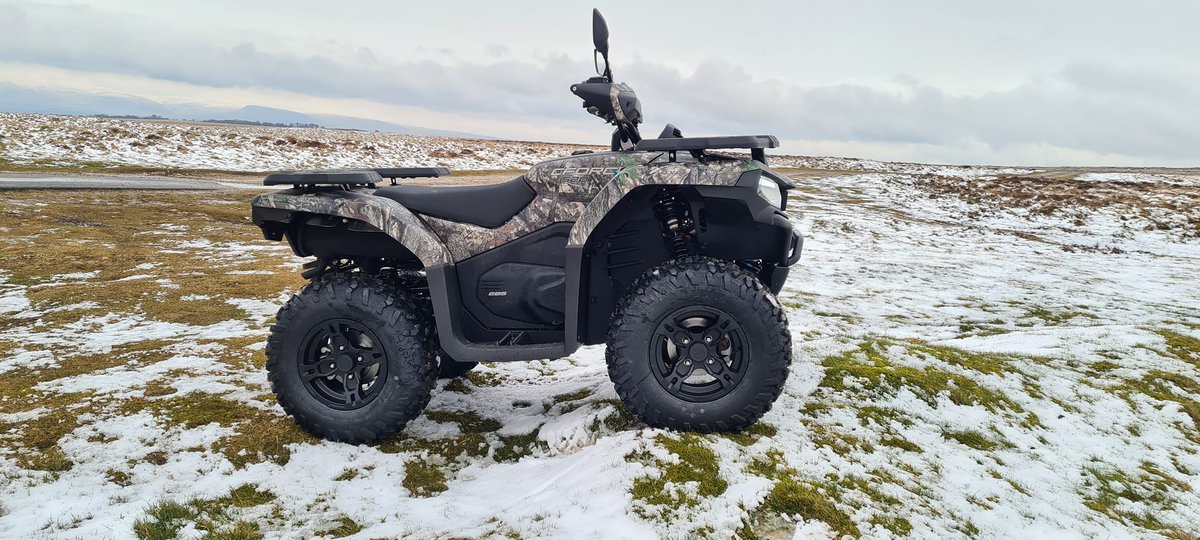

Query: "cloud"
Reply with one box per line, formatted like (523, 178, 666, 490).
(1, 1, 1197, 166)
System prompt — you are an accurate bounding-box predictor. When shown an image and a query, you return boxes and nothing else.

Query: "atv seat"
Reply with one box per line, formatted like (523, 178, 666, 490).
(374, 176, 536, 228)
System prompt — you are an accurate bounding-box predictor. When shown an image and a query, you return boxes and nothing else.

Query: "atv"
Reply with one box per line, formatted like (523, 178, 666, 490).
(250, 9, 802, 444)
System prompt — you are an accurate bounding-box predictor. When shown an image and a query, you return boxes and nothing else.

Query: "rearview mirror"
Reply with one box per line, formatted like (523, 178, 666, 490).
(592, 9, 609, 56)
(594, 50, 607, 77)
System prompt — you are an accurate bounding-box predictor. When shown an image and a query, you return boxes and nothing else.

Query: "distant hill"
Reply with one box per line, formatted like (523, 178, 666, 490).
(0, 84, 492, 139)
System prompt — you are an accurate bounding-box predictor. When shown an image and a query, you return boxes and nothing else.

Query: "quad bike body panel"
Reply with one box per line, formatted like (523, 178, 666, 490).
(253, 188, 452, 267)
(251, 153, 801, 363)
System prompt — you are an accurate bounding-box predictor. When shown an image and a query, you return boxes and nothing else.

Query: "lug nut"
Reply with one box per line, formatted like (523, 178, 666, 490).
(705, 336, 712, 343)
(684, 360, 692, 366)
(339, 346, 345, 351)
(707, 359, 713, 364)
(683, 338, 690, 345)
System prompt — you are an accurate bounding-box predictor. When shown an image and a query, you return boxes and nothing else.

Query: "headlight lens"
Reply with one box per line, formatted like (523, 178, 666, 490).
(757, 177, 783, 207)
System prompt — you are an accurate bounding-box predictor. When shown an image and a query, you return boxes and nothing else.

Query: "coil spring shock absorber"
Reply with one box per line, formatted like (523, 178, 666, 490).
(654, 189, 696, 258)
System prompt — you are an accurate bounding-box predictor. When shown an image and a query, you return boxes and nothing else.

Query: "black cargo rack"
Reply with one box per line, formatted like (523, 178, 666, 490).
(634, 135, 779, 162)
(263, 167, 452, 187)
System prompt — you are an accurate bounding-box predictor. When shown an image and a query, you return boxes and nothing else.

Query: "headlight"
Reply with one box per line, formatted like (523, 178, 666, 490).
(757, 177, 783, 207)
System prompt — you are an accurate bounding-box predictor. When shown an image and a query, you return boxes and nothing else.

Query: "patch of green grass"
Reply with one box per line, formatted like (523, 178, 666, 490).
(1023, 306, 1097, 325)
(879, 436, 923, 453)
(856, 406, 914, 428)
(106, 469, 133, 486)
(132, 483, 274, 540)
(465, 369, 503, 387)
(494, 429, 545, 462)
(810, 424, 875, 454)
(443, 378, 471, 393)
(630, 434, 727, 511)
(942, 429, 1008, 451)
(552, 388, 593, 403)
(1155, 329, 1200, 368)
(821, 339, 1030, 420)
(1090, 360, 1121, 373)
(403, 460, 448, 497)
(193, 484, 275, 514)
(800, 401, 832, 417)
(0, 156, 182, 175)
(381, 409, 503, 462)
(589, 399, 637, 432)
(1115, 370, 1200, 430)
(870, 515, 913, 536)
(425, 409, 502, 433)
(143, 451, 169, 466)
(763, 477, 858, 537)
(904, 340, 1022, 376)
(1081, 461, 1192, 532)
(325, 516, 363, 538)
(722, 422, 777, 446)
(13, 407, 81, 471)
(133, 500, 196, 540)
(141, 393, 257, 429)
(813, 310, 861, 323)
(118, 392, 315, 468)
(956, 320, 1011, 338)
(379, 431, 489, 461)
(204, 521, 262, 540)
(747, 450, 785, 478)
(211, 412, 317, 468)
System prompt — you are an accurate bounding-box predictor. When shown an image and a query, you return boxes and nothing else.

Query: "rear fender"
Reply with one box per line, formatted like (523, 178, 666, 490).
(251, 188, 451, 267)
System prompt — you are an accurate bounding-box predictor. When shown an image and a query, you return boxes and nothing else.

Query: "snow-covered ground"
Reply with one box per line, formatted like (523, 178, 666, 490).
(1, 118, 1199, 539)
(2, 113, 1038, 178)
(0, 113, 601, 172)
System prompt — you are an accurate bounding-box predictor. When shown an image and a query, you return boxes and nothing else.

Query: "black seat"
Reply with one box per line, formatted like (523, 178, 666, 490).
(374, 176, 535, 228)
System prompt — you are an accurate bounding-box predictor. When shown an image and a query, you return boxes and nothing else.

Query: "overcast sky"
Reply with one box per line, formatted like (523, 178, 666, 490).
(2, 0, 1198, 166)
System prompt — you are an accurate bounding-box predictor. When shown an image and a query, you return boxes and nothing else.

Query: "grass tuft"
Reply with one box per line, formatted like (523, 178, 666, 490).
(403, 460, 448, 497)
(630, 434, 728, 512)
(942, 429, 1008, 451)
(763, 477, 858, 537)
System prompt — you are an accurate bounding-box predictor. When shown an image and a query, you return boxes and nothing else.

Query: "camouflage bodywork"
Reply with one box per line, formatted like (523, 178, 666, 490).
(565, 156, 757, 246)
(418, 152, 758, 261)
(251, 189, 452, 266)
(253, 151, 761, 264)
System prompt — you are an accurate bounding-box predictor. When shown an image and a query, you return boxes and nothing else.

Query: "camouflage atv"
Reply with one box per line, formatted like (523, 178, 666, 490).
(250, 10, 802, 443)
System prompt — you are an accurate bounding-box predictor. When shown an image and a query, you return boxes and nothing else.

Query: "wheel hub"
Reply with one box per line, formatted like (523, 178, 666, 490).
(298, 319, 389, 411)
(650, 306, 748, 403)
(335, 354, 355, 372)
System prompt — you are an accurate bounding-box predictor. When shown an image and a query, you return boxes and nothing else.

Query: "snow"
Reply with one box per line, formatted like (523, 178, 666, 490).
(0, 113, 603, 172)
(1, 121, 1199, 537)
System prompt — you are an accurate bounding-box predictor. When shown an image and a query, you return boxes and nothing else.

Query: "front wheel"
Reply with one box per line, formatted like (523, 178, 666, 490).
(606, 257, 791, 432)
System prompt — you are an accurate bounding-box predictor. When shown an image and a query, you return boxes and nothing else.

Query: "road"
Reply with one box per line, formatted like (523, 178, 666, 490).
(0, 174, 241, 190)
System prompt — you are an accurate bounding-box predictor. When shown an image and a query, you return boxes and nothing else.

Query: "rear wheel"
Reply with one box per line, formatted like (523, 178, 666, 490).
(606, 257, 791, 432)
(266, 273, 438, 444)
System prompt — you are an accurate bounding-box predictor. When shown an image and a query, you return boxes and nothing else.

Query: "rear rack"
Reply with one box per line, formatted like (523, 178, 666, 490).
(634, 135, 779, 162)
(263, 167, 452, 187)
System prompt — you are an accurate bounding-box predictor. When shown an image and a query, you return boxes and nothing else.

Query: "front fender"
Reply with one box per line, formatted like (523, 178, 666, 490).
(251, 188, 451, 267)
(567, 158, 759, 246)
